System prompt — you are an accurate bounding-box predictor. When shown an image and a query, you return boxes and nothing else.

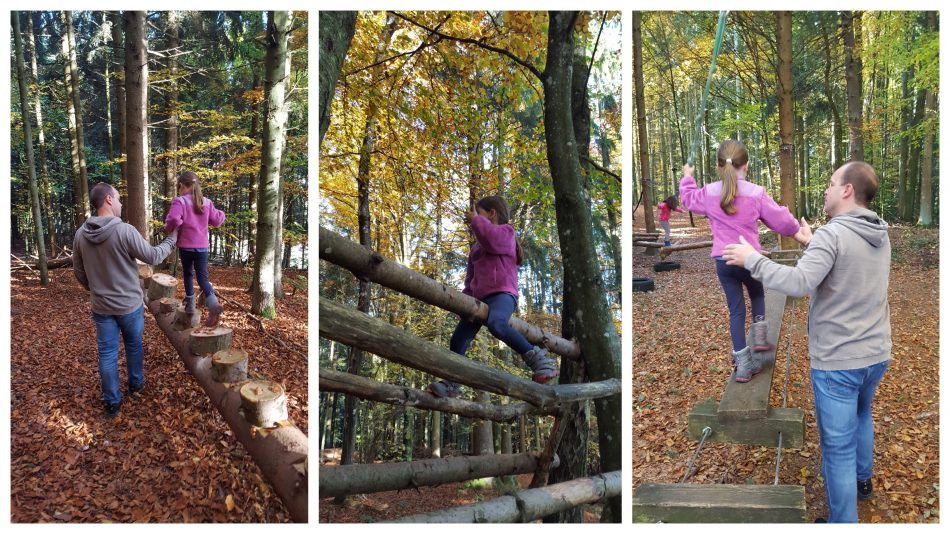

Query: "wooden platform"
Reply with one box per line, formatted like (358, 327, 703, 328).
(632, 483, 806, 523)
(688, 398, 804, 448)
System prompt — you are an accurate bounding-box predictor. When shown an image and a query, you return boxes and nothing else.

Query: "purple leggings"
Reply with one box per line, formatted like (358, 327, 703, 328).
(715, 258, 765, 352)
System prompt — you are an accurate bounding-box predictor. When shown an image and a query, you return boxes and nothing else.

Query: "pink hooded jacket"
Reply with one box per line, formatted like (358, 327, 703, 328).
(680, 174, 799, 257)
(462, 215, 519, 301)
(163, 193, 226, 249)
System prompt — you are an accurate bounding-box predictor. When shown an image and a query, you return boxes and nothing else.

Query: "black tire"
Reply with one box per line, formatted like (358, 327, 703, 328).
(632, 277, 655, 292)
(653, 261, 681, 273)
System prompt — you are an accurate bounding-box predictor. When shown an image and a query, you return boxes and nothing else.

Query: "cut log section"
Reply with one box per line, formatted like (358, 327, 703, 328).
(138, 262, 154, 287)
(320, 452, 555, 499)
(632, 483, 806, 523)
(147, 273, 177, 301)
(173, 308, 201, 331)
(240, 380, 288, 428)
(391, 470, 622, 523)
(159, 297, 181, 314)
(659, 241, 714, 259)
(189, 326, 233, 356)
(212, 348, 249, 383)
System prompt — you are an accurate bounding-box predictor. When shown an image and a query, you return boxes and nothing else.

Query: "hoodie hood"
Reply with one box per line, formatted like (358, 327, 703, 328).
(832, 208, 888, 248)
(80, 216, 123, 244)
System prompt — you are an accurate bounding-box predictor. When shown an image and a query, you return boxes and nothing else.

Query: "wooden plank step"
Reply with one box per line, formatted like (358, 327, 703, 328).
(688, 398, 805, 448)
(717, 289, 787, 421)
(632, 483, 806, 523)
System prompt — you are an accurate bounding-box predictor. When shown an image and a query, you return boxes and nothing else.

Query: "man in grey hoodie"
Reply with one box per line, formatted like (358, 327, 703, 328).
(723, 161, 890, 523)
(73, 182, 178, 417)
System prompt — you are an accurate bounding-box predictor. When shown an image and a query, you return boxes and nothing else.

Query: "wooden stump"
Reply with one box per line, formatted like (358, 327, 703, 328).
(240, 380, 288, 428)
(139, 262, 154, 288)
(147, 273, 177, 301)
(173, 308, 201, 331)
(159, 297, 181, 314)
(189, 326, 232, 356)
(212, 348, 249, 383)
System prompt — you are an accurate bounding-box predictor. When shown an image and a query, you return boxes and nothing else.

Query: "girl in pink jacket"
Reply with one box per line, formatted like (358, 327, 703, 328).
(680, 139, 800, 382)
(164, 172, 227, 326)
(429, 195, 558, 398)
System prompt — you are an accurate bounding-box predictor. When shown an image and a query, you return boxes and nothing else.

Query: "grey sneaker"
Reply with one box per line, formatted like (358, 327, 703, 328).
(522, 346, 559, 383)
(428, 380, 461, 398)
(734, 347, 762, 383)
(183, 295, 196, 314)
(750, 318, 774, 352)
(205, 292, 223, 327)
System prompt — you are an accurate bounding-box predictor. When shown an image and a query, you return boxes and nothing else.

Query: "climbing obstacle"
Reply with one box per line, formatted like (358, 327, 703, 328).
(142, 273, 308, 522)
(319, 226, 621, 522)
(632, 483, 806, 523)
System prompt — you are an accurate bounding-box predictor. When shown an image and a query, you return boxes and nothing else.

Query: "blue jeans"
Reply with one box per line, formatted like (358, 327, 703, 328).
(715, 258, 765, 352)
(180, 248, 214, 298)
(92, 304, 145, 406)
(450, 292, 534, 356)
(811, 360, 889, 523)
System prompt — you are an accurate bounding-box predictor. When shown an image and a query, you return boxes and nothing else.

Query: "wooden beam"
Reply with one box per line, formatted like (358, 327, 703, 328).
(319, 452, 554, 499)
(716, 290, 787, 421)
(319, 226, 580, 359)
(391, 471, 622, 523)
(145, 298, 308, 522)
(659, 241, 714, 258)
(687, 398, 805, 448)
(632, 483, 806, 523)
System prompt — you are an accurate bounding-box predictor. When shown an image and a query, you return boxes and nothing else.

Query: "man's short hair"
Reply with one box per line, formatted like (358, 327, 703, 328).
(839, 161, 879, 206)
(90, 182, 116, 211)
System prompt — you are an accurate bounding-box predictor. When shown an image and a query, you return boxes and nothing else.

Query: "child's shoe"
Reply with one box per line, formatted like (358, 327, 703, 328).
(734, 347, 762, 383)
(428, 380, 461, 398)
(522, 346, 559, 383)
(184, 295, 196, 314)
(205, 292, 224, 327)
(750, 318, 774, 352)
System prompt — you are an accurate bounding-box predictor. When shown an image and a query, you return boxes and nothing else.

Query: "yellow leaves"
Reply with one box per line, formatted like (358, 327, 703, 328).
(225, 494, 235, 512)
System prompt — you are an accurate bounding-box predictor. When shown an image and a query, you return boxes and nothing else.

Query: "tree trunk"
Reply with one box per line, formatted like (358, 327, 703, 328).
(26, 13, 56, 255)
(61, 11, 88, 230)
(251, 11, 293, 318)
(776, 11, 797, 249)
(431, 411, 442, 458)
(247, 68, 261, 262)
(904, 88, 926, 221)
(111, 11, 127, 184)
(473, 390, 495, 455)
(843, 11, 864, 161)
(124, 11, 149, 238)
(13, 12, 48, 285)
(101, 12, 114, 180)
(917, 12, 937, 226)
(65, 12, 90, 217)
(318, 11, 357, 146)
(543, 12, 622, 522)
(897, 65, 912, 221)
(164, 11, 180, 214)
(633, 12, 656, 235)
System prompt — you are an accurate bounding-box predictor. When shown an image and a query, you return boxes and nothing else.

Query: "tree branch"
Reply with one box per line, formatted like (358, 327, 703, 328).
(581, 155, 621, 183)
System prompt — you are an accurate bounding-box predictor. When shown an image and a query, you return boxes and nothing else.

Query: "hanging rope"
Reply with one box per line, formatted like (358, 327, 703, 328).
(687, 11, 729, 167)
(681, 426, 712, 483)
(774, 296, 800, 485)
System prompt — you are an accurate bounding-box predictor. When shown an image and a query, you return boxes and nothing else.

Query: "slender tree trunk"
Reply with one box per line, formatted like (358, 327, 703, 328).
(776, 12, 797, 249)
(101, 12, 114, 180)
(431, 411, 442, 458)
(61, 11, 88, 230)
(917, 12, 937, 226)
(27, 13, 56, 254)
(251, 11, 293, 318)
(111, 11, 127, 185)
(318, 11, 357, 146)
(64, 12, 89, 214)
(164, 11, 180, 214)
(124, 11, 149, 238)
(633, 13, 656, 235)
(247, 70, 261, 261)
(905, 88, 926, 221)
(13, 12, 48, 285)
(843, 11, 864, 161)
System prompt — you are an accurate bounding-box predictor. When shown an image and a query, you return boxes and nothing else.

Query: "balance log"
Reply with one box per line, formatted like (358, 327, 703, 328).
(159, 297, 180, 314)
(212, 348, 249, 383)
(189, 326, 233, 356)
(173, 308, 201, 331)
(240, 380, 288, 428)
(147, 273, 177, 301)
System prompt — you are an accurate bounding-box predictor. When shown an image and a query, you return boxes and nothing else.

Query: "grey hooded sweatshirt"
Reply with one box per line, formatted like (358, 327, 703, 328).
(744, 207, 891, 371)
(73, 216, 177, 316)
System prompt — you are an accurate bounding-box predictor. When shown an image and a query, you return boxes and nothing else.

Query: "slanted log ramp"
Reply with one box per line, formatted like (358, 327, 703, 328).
(140, 268, 307, 522)
(633, 250, 807, 523)
(319, 226, 621, 522)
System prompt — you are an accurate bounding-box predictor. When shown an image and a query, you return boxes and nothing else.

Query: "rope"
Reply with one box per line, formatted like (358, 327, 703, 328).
(687, 11, 729, 166)
(681, 426, 712, 483)
(774, 295, 799, 485)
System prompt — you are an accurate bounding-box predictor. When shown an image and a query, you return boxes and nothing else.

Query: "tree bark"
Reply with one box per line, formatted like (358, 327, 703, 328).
(318, 11, 357, 146)
(776, 12, 797, 250)
(65, 12, 90, 217)
(843, 11, 864, 161)
(633, 12, 656, 235)
(252, 11, 293, 317)
(13, 12, 48, 285)
(917, 11, 937, 227)
(26, 13, 56, 255)
(124, 11, 149, 238)
(61, 11, 88, 230)
(111, 11, 127, 184)
(904, 88, 926, 221)
(164, 11, 180, 214)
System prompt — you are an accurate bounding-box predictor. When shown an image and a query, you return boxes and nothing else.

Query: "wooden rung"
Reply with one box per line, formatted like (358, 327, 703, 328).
(688, 398, 805, 448)
(632, 483, 806, 523)
(717, 289, 787, 421)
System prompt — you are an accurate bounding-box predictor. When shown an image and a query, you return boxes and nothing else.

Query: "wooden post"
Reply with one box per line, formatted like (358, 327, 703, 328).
(173, 308, 201, 331)
(147, 273, 177, 301)
(189, 326, 233, 356)
(159, 297, 180, 314)
(212, 348, 249, 383)
(138, 262, 153, 287)
(240, 380, 288, 428)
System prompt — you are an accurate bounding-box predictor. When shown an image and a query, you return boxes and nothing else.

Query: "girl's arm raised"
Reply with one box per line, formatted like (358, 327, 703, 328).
(468, 215, 516, 256)
(164, 198, 184, 233)
(208, 200, 226, 228)
(678, 165, 707, 215)
(757, 192, 800, 237)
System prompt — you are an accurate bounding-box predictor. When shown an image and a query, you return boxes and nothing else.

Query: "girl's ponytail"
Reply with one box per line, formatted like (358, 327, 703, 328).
(716, 139, 749, 215)
(178, 171, 205, 214)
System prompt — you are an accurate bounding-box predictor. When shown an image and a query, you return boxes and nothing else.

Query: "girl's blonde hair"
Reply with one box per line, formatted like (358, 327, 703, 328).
(716, 139, 749, 215)
(475, 195, 523, 265)
(178, 171, 204, 214)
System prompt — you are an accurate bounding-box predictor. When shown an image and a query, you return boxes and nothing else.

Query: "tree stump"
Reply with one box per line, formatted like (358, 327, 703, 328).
(240, 380, 288, 428)
(159, 297, 181, 314)
(138, 262, 154, 288)
(147, 273, 177, 301)
(173, 308, 201, 331)
(189, 326, 233, 356)
(212, 348, 249, 383)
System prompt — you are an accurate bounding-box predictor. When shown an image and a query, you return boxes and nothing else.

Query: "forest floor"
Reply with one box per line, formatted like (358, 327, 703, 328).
(10, 264, 308, 522)
(632, 210, 939, 523)
(318, 450, 603, 522)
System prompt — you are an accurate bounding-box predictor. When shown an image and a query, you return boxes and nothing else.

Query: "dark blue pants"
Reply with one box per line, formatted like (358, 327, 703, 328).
(450, 292, 534, 356)
(180, 248, 214, 299)
(715, 258, 765, 352)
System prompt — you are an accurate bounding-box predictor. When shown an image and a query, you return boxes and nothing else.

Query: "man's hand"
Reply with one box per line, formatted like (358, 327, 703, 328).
(723, 235, 756, 267)
(682, 163, 694, 177)
(794, 217, 812, 246)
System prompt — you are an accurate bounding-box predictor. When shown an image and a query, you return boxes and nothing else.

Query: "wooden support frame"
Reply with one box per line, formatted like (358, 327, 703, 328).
(687, 398, 805, 448)
(391, 471, 622, 523)
(632, 483, 806, 523)
(319, 226, 580, 359)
